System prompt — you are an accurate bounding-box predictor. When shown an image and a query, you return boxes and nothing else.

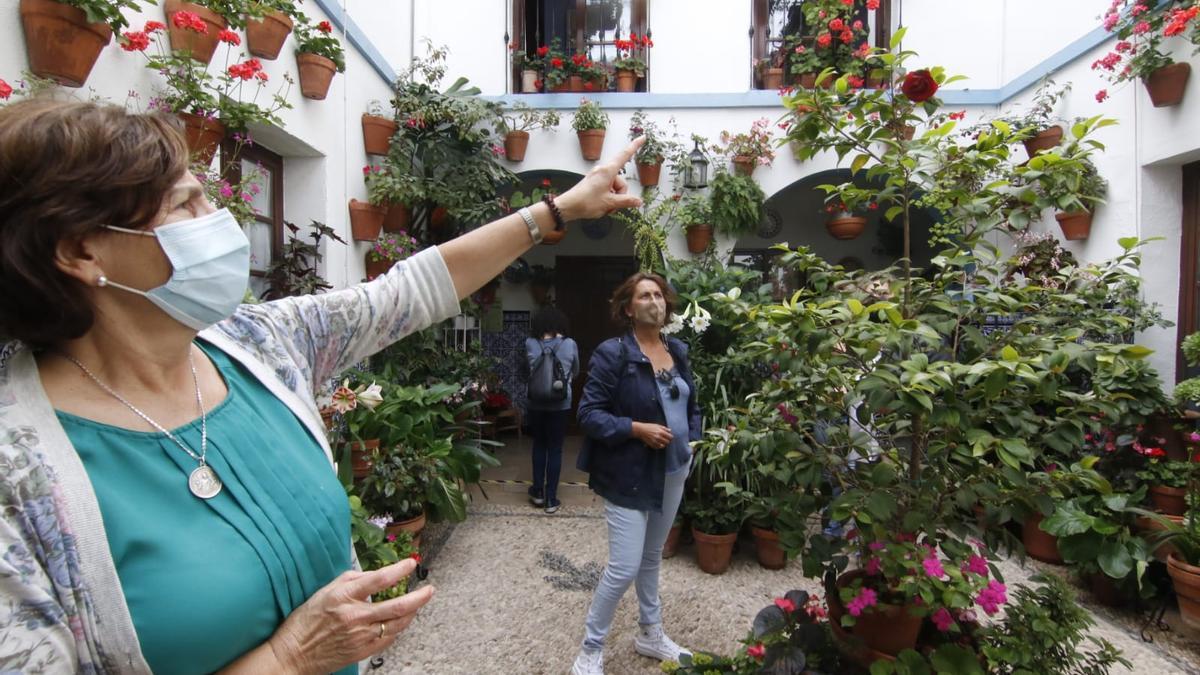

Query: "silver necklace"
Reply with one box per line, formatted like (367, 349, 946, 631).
(63, 351, 222, 499)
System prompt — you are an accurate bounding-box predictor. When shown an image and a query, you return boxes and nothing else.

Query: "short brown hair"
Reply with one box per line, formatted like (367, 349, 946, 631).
(0, 99, 189, 347)
(608, 272, 677, 326)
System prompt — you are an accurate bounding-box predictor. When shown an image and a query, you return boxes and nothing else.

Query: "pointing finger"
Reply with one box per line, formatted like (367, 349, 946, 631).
(607, 136, 646, 172)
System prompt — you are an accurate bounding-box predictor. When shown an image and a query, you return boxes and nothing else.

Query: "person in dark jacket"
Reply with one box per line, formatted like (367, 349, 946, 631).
(570, 272, 699, 675)
(523, 306, 579, 514)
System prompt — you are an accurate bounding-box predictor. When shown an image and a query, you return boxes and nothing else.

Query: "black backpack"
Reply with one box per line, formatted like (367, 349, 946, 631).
(528, 339, 568, 403)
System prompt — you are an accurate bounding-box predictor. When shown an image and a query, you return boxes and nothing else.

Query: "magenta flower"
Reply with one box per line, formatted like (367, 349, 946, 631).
(922, 554, 946, 579)
(869, 541, 886, 551)
(846, 588, 878, 617)
(931, 607, 954, 632)
(962, 554, 989, 577)
(975, 580, 1007, 615)
(864, 557, 882, 575)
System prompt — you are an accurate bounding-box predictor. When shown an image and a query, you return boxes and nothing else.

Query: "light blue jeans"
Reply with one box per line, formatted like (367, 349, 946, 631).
(582, 468, 688, 650)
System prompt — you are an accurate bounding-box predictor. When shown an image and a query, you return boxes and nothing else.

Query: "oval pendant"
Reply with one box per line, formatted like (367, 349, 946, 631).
(188, 465, 223, 499)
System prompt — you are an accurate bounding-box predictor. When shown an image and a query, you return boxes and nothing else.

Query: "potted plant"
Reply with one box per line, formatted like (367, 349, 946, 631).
(19, 0, 143, 86)
(709, 171, 765, 239)
(567, 52, 590, 91)
(785, 36, 827, 89)
(1138, 457, 1200, 630)
(685, 491, 743, 575)
(293, 15, 345, 99)
(495, 102, 560, 162)
(819, 195, 875, 241)
(160, 0, 241, 65)
(542, 39, 569, 92)
(581, 59, 611, 92)
(718, 118, 776, 177)
(261, 220, 344, 299)
(510, 41, 544, 93)
(349, 197, 385, 242)
(613, 31, 652, 92)
(358, 442, 434, 547)
(243, 0, 295, 59)
(1138, 455, 1192, 516)
(572, 97, 609, 161)
(1095, 1, 1192, 107)
(755, 44, 788, 90)
(677, 193, 713, 254)
(628, 110, 679, 187)
(363, 230, 420, 281)
(364, 163, 420, 233)
(361, 100, 397, 155)
(325, 377, 385, 479)
(348, 495, 418, 601)
(1029, 149, 1108, 241)
(994, 79, 1072, 158)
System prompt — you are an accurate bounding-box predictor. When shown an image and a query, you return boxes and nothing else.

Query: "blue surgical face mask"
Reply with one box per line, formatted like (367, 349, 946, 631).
(101, 208, 250, 330)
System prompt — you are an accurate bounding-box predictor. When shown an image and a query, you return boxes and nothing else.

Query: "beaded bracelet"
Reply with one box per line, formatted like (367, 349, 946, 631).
(541, 193, 566, 231)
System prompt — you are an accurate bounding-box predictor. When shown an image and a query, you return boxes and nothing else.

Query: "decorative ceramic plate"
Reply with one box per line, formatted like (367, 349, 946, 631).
(757, 208, 783, 239)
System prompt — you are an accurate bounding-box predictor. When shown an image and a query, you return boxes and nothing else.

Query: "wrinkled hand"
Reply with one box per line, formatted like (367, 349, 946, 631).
(268, 558, 434, 675)
(634, 421, 673, 450)
(556, 137, 647, 221)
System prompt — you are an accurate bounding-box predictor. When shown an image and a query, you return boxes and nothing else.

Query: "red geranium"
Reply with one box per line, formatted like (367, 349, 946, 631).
(746, 643, 766, 660)
(171, 10, 207, 33)
(317, 20, 333, 33)
(829, 18, 845, 31)
(120, 31, 151, 52)
(900, 69, 938, 102)
(867, 0, 880, 9)
(537, 45, 549, 57)
(550, 57, 563, 68)
(217, 29, 240, 45)
(0, 79, 11, 100)
(143, 20, 166, 33)
(816, 32, 832, 48)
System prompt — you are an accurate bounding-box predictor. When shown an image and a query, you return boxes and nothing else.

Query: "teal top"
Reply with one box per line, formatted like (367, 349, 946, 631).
(58, 342, 354, 675)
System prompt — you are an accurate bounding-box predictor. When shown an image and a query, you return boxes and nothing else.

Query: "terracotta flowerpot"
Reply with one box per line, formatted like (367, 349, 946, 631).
(569, 75, 584, 92)
(296, 52, 337, 100)
(245, 10, 292, 60)
(348, 199, 386, 242)
(799, 72, 835, 89)
(1143, 62, 1191, 108)
(504, 130, 530, 162)
(761, 67, 785, 90)
(1023, 513, 1064, 565)
(1167, 554, 1200, 631)
(387, 511, 427, 551)
(1023, 125, 1063, 158)
(732, 155, 757, 177)
(662, 522, 683, 559)
(521, 69, 540, 93)
(382, 202, 411, 233)
(347, 438, 378, 479)
(1087, 572, 1127, 608)
(829, 570, 922, 658)
(19, 0, 112, 87)
(551, 80, 570, 93)
(179, 112, 225, 166)
(685, 224, 713, 254)
(364, 255, 394, 281)
(164, 0, 226, 65)
(362, 114, 397, 156)
(1135, 514, 1184, 561)
(616, 69, 638, 92)
(1151, 485, 1188, 516)
(691, 527, 737, 574)
(635, 161, 662, 187)
(750, 526, 786, 570)
(1054, 210, 1092, 240)
(577, 129, 606, 161)
(826, 215, 866, 240)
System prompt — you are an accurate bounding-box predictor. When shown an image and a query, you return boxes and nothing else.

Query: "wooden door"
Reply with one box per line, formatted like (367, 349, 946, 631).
(1178, 161, 1200, 381)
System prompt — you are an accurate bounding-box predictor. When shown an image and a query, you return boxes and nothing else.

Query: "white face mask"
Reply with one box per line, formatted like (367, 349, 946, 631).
(101, 208, 250, 330)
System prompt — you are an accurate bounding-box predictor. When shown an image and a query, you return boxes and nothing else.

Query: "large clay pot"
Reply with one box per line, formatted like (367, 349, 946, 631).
(362, 114, 397, 155)
(1055, 210, 1092, 241)
(761, 67, 785, 90)
(826, 215, 866, 240)
(1150, 485, 1188, 516)
(296, 52, 337, 100)
(577, 129, 606, 161)
(662, 522, 683, 559)
(1023, 513, 1064, 564)
(382, 203, 411, 233)
(347, 438, 378, 479)
(164, 0, 226, 65)
(829, 570, 922, 658)
(1023, 125, 1063, 158)
(245, 10, 292, 60)
(616, 69, 638, 92)
(1144, 62, 1191, 108)
(1135, 514, 1184, 561)
(799, 72, 835, 89)
(1167, 554, 1200, 631)
(348, 199, 385, 242)
(504, 130, 530, 162)
(750, 526, 786, 570)
(691, 527, 737, 574)
(635, 161, 662, 187)
(732, 155, 756, 177)
(685, 223, 713, 254)
(19, 0, 112, 87)
(179, 112, 225, 166)
(387, 511, 427, 551)
(364, 255, 393, 281)
(1087, 572, 1127, 608)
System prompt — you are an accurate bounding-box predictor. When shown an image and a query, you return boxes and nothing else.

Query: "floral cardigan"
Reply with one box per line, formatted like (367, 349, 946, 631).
(0, 248, 460, 673)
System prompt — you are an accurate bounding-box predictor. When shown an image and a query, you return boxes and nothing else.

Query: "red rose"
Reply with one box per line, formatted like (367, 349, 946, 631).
(900, 69, 938, 102)
(120, 31, 151, 52)
(217, 29, 240, 45)
(0, 79, 12, 100)
(317, 20, 333, 33)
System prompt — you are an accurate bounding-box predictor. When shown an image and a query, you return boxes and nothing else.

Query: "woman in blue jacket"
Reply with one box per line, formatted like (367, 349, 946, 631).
(570, 272, 700, 675)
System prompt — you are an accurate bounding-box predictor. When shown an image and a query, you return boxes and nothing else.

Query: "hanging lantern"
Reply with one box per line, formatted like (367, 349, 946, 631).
(684, 139, 709, 189)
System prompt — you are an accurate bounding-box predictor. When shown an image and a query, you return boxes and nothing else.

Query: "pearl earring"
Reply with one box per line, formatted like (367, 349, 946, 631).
(97, 275, 108, 287)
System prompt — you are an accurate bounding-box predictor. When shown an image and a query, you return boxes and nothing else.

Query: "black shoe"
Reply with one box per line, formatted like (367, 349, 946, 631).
(545, 499, 561, 514)
(528, 488, 545, 507)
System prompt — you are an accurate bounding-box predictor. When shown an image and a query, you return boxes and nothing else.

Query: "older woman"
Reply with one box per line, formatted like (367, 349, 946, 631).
(0, 99, 643, 674)
(571, 272, 700, 675)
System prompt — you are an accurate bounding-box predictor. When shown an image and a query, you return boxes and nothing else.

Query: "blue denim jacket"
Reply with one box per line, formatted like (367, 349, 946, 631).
(576, 332, 702, 512)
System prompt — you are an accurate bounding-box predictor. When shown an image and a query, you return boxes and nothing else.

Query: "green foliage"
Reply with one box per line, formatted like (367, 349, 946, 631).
(676, 194, 711, 226)
(571, 97, 609, 132)
(709, 172, 764, 236)
(629, 110, 681, 165)
(348, 494, 416, 600)
(495, 101, 561, 134)
(993, 78, 1071, 131)
(613, 192, 679, 271)
(1039, 490, 1152, 586)
(262, 220, 344, 300)
(293, 14, 346, 71)
(1175, 377, 1200, 407)
(64, 0, 146, 32)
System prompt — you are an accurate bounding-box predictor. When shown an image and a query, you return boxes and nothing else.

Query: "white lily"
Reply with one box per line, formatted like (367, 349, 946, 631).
(357, 382, 384, 410)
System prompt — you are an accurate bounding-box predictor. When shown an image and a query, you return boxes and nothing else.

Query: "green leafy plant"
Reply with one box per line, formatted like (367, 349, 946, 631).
(367, 231, 421, 263)
(63, 0, 147, 32)
(628, 110, 680, 165)
(993, 78, 1071, 131)
(1027, 136, 1109, 215)
(709, 171, 765, 236)
(571, 97, 609, 132)
(612, 191, 680, 271)
(676, 193, 711, 227)
(262, 220, 345, 299)
(294, 14, 346, 72)
(348, 494, 416, 600)
(541, 38, 569, 88)
(495, 102, 561, 134)
(716, 118, 776, 167)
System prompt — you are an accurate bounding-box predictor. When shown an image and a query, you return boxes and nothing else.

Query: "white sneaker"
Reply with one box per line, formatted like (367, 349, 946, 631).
(570, 647, 604, 675)
(634, 624, 690, 662)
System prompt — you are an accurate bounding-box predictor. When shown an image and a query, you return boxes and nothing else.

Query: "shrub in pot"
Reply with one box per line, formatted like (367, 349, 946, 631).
(494, 102, 560, 162)
(709, 171, 765, 240)
(627, 110, 680, 188)
(1095, 1, 1193, 107)
(1029, 137, 1109, 241)
(572, 97, 608, 161)
(991, 79, 1071, 158)
(293, 15, 345, 99)
(677, 194, 713, 254)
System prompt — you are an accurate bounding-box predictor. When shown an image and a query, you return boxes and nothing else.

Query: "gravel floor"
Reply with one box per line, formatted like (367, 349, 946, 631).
(369, 503, 1200, 675)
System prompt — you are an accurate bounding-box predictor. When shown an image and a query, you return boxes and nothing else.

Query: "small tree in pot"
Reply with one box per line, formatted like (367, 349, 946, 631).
(495, 102, 560, 162)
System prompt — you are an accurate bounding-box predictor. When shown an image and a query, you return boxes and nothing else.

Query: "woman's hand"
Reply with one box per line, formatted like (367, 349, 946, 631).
(555, 137, 647, 221)
(633, 421, 673, 450)
(265, 558, 435, 675)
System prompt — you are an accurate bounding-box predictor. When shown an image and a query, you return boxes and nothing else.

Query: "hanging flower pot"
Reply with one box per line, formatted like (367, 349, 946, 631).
(245, 10, 293, 60)
(296, 52, 337, 100)
(615, 69, 638, 92)
(635, 161, 662, 187)
(348, 199, 386, 242)
(577, 129, 606, 161)
(1167, 554, 1200, 631)
(750, 526, 786, 570)
(732, 155, 756, 177)
(19, 0, 112, 87)
(691, 527, 736, 574)
(346, 438, 378, 479)
(364, 253, 395, 280)
(1022, 513, 1064, 564)
(685, 223, 713, 254)
(504, 130, 530, 162)
(662, 521, 683, 559)
(387, 511, 426, 550)
(361, 113, 397, 155)
(179, 112, 225, 166)
(1023, 125, 1063, 158)
(521, 69, 540, 93)
(761, 67, 785, 90)
(1143, 62, 1191, 108)
(1054, 210, 1092, 240)
(826, 214, 866, 240)
(1150, 485, 1188, 516)
(382, 203, 411, 234)
(164, 0, 226, 65)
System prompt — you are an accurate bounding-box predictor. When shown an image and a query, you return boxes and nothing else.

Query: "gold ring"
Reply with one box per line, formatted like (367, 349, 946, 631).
(378, 622, 386, 639)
